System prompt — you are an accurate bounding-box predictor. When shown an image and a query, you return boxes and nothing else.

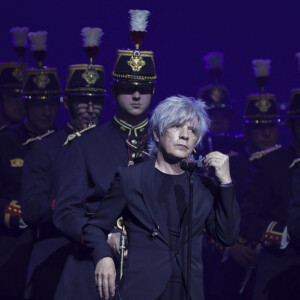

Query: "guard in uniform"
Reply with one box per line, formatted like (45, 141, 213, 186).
(20, 27, 106, 300)
(198, 52, 245, 156)
(53, 10, 156, 300)
(240, 65, 300, 300)
(0, 27, 28, 132)
(211, 67, 281, 300)
(288, 160, 300, 251)
(0, 31, 61, 299)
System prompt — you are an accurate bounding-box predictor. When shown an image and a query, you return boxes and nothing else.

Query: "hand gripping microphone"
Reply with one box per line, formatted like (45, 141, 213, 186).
(180, 156, 205, 171)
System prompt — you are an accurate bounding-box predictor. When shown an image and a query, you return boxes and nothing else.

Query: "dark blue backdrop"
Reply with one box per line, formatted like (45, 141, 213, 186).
(1, 0, 299, 145)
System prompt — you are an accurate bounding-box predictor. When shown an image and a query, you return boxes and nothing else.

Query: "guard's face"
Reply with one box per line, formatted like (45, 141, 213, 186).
(2, 92, 25, 124)
(249, 124, 278, 151)
(67, 96, 104, 130)
(27, 99, 59, 133)
(117, 91, 152, 118)
(155, 119, 198, 161)
(208, 109, 231, 133)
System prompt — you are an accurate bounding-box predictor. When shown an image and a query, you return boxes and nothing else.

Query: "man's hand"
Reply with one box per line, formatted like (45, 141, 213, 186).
(108, 231, 128, 260)
(229, 243, 259, 270)
(95, 257, 116, 299)
(204, 151, 232, 184)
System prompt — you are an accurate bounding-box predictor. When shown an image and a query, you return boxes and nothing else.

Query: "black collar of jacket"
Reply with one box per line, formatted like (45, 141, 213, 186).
(112, 116, 148, 137)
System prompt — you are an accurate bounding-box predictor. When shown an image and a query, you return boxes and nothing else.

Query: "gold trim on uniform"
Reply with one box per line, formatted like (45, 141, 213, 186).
(10, 158, 24, 167)
(289, 157, 300, 169)
(125, 139, 150, 157)
(22, 130, 55, 146)
(112, 72, 156, 81)
(114, 117, 149, 137)
(249, 144, 282, 161)
(63, 124, 96, 146)
(128, 160, 134, 166)
(4, 200, 21, 228)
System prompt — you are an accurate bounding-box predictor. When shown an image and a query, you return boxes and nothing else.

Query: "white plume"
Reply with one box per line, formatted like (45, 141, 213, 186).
(252, 59, 271, 77)
(81, 27, 103, 47)
(10, 27, 29, 47)
(203, 52, 224, 71)
(295, 53, 300, 72)
(28, 31, 47, 51)
(129, 10, 150, 31)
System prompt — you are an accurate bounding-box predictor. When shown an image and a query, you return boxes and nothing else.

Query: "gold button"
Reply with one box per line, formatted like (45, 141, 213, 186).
(120, 127, 126, 131)
(128, 160, 134, 166)
(131, 139, 137, 145)
(140, 128, 144, 132)
(132, 153, 136, 158)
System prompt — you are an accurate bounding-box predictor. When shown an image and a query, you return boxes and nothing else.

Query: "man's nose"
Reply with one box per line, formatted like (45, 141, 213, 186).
(179, 127, 189, 140)
(42, 104, 51, 116)
(87, 102, 94, 113)
(263, 128, 271, 137)
(132, 91, 141, 100)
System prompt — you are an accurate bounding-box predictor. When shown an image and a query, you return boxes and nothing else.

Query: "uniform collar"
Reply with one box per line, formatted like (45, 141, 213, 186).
(113, 116, 148, 137)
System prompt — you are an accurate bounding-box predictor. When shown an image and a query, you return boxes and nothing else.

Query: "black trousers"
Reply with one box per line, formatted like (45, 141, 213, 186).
(157, 277, 187, 300)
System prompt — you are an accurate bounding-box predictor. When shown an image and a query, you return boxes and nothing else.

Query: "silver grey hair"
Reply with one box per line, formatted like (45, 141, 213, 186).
(149, 95, 210, 155)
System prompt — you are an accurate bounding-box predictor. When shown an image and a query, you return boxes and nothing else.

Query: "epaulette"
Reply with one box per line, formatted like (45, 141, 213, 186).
(226, 150, 239, 157)
(261, 221, 284, 248)
(63, 124, 96, 146)
(289, 157, 300, 169)
(4, 200, 21, 229)
(249, 144, 282, 161)
(22, 129, 55, 146)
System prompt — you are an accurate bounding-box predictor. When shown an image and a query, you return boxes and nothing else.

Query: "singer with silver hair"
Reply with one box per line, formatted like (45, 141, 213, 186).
(83, 95, 240, 300)
(148, 95, 210, 155)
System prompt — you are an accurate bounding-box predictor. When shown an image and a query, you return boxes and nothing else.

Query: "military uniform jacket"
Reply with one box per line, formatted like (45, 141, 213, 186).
(0, 123, 42, 230)
(53, 117, 149, 243)
(83, 158, 240, 300)
(0, 122, 56, 298)
(20, 126, 77, 298)
(240, 145, 300, 300)
(288, 162, 300, 249)
(241, 145, 298, 243)
(52, 117, 149, 300)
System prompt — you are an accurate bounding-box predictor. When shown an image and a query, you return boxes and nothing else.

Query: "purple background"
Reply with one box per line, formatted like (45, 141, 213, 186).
(1, 0, 299, 145)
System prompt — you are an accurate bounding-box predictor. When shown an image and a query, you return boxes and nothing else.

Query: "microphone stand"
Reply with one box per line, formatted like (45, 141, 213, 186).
(186, 169, 194, 300)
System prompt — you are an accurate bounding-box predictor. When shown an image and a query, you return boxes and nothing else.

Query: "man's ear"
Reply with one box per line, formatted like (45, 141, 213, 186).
(63, 97, 70, 111)
(153, 128, 159, 142)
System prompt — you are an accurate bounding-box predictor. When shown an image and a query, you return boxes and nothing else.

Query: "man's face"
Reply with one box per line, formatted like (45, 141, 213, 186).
(248, 124, 278, 151)
(208, 109, 231, 133)
(2, 91, 25, 124)
(27, 99, 59, 133)
(117, 92, 152, 118)
(155, 119, 198, 162)
(114, 83, 153, 123)
(66, 96, 104, 130)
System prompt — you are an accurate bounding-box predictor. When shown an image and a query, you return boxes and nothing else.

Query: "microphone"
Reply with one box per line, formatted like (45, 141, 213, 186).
(180, 156, 205, 171)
